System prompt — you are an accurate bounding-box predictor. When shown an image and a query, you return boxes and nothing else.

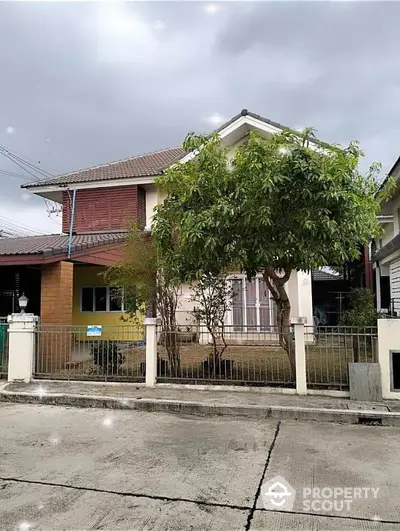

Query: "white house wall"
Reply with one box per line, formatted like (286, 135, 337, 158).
(143, 184, 158, 229)
(175, 271, 313, 329)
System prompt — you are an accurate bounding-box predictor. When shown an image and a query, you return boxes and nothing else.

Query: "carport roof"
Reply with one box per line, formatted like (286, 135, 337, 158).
(0, 232, 127, 265)
(0, 232, 126, 256)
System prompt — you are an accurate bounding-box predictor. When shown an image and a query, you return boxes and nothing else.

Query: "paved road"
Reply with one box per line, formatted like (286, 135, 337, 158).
(0, 403, 399, 530)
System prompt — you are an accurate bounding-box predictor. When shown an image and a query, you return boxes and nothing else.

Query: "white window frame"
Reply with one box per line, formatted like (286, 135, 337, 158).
(227, 274, 276, 331)
(80, 286, 125, 313)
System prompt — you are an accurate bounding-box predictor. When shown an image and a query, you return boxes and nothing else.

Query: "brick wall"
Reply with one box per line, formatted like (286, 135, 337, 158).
(62, 185, 146, 233)
(40, 261, 73, 324)
(39, 261, 74, 373)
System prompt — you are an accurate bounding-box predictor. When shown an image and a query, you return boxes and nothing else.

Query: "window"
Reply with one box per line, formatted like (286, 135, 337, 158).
(230, 276, 277, 330)
(80, 287, 124, 312)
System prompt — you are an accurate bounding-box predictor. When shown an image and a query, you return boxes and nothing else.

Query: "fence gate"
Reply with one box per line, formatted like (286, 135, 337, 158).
(35, 324, 145, 382)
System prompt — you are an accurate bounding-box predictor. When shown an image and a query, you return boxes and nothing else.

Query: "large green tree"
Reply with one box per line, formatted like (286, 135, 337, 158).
(152, 129, 392, 370)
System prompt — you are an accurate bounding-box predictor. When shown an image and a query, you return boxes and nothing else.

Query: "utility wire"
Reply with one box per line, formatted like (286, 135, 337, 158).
(0, 215, 43, 236)
(0, 144, 55, 179)
(0, 143, 63, 225)
(0, 169, 33, 181)
(0, 143, 61, 175)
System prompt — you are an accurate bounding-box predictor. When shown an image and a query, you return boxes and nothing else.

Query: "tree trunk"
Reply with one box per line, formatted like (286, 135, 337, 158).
(263, 267, 296, 376)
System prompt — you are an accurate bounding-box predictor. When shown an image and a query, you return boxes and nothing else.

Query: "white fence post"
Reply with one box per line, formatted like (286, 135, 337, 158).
(292, 318, 307, 395)
(377, 318, 400, 399)
(7, 313, 38, 383)
(144, 318, 158, 387)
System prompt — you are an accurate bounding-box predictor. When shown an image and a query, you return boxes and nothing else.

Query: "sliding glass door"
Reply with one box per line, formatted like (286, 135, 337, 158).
(231, 277, 277, 331)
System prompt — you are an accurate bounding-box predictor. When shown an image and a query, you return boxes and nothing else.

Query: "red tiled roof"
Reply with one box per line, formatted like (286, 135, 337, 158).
(0, 232, 126, 256)
(23, 147, 185, 189)
(22, 109, 325, 190)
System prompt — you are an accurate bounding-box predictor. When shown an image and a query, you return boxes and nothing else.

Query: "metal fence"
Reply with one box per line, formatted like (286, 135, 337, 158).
(305, 326, 378, 390)
(0, 317, 8, 377)
(156, 324, 295, 387)
(35, 324, 145, 382)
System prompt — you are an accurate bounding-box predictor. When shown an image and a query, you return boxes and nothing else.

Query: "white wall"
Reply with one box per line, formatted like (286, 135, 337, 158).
(377, 319, 400, 399)
(287, 271, 313, 325)
(175, 271, 313, 329)
(143, 184, 158, 229)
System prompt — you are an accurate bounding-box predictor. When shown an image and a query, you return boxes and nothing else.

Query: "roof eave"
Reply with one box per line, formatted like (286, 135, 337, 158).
(22, 174, 160, 193)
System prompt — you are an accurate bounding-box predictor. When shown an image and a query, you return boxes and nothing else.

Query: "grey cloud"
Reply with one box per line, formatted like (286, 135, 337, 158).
(0, 1, 399, 234)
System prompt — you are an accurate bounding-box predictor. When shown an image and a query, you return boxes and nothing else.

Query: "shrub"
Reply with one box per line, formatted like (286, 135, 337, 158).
(90, 341, 125, 374)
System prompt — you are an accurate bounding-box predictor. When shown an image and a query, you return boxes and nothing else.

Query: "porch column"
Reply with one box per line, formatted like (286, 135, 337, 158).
(41, 261, 73, 325)
(375, 266, 381, 312)
(39, 261, 74, 373)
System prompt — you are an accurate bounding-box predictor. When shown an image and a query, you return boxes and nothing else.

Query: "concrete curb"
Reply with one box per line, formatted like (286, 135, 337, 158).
(1, 389, 400, 426)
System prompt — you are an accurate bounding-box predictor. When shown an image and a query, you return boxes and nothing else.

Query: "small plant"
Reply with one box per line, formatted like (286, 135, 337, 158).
(341, 288, 380, 362)
(90, 341, 125, 374)
(191, 272, 234, 376)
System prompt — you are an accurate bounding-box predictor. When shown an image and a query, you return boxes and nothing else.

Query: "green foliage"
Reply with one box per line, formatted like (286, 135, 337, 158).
(152, 129, 390, 365)
(105, 223, 182, 376)
(341, 288, 380, 328)
(105, 224, 157, 318)
(153, 131, 388, 278)
(91, 341, 124, 374)
(190, 273, 233, 361)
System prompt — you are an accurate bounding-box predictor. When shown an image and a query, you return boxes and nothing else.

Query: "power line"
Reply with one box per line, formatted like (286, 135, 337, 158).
(0, 215, 43, 237)
(0, 144, 56, 178)
(0, 149, 43, 181)
(0, 169, 33, 181)
(0, 143, 61, 175)
(0, 143, 63, 226)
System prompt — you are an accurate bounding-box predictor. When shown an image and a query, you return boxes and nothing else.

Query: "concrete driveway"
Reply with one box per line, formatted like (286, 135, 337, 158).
(0, 403, 399, 530)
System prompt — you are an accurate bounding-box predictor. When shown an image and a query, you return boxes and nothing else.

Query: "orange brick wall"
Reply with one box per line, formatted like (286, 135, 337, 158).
(40, 261, 73, 324)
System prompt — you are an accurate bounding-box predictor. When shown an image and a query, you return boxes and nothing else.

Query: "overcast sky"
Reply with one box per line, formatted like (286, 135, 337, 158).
(0, 1, 399, 234)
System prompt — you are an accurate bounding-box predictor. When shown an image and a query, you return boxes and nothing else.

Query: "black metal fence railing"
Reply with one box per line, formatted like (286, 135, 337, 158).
(305, 325, 377, 391)
(29, 322, 381, 390)
(156, 324, 295, 387)
(35, 324, 145, 382)
(0, 317, 8, 376)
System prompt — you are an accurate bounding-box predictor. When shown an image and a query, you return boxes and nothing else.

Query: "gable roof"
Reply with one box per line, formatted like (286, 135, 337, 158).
(213, 109, 289, 135)
(22, 109, 325, 191)
(0, 232, 126, 257)
(22, 147, 185, 189)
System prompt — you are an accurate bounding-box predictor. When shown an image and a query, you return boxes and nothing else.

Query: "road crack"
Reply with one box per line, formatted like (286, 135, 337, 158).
(245, 420, 281, 530)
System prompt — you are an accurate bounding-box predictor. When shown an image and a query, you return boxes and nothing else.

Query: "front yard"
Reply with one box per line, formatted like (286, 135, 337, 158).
(48, 333, 377, 391)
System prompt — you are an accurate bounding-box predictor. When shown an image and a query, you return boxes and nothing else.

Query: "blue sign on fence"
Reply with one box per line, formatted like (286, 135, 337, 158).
(87, 325, 102, 337)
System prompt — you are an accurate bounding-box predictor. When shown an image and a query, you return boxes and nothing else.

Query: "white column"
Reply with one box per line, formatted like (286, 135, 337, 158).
(7, 313, 38, 383)
(292, 318, 307, 395)
(375, 266, 381, 312)
(377, 319, 400, 399)
(144, 318, 158, 387)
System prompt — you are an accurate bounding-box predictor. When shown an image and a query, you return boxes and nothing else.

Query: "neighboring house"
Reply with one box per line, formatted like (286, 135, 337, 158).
(373, 156, 400, 314)
(0, 110, 313, 331)
(311, 269, 350, 326)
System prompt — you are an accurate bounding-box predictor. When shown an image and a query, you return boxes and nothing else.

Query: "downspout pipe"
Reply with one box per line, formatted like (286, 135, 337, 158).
(67, 189, 77, 259)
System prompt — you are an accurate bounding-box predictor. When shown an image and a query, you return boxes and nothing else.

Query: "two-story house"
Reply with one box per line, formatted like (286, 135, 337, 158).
(373, 156, 400, 314)
(0, 110, 314, 332)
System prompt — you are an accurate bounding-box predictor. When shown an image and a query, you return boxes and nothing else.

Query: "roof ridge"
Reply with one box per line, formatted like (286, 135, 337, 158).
(0, 233, 63, 240)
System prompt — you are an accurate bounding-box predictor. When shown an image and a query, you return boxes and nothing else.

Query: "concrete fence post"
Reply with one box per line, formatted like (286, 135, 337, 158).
(291, 318, 307, 395)
(7, 313, 38, 383)
(144, 318, 158, 387)
(377, 319, 400, 399)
